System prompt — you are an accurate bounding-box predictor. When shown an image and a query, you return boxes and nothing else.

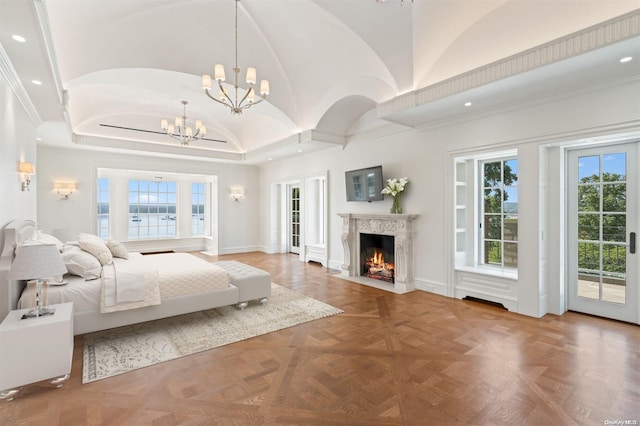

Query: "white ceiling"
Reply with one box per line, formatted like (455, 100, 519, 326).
(0, 0, 639, 164)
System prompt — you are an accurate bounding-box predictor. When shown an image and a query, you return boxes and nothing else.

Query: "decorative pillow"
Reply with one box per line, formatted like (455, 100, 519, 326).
(61, 245, 102, 280)
(106, 239, 129, 260)
(78, 233, 113, 266)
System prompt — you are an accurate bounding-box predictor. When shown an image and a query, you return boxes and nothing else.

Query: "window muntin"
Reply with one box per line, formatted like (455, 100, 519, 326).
(97, 178, 109, 239)
(481, 158, 518, 268)
(128, 180, 177, 240)
(192, 182, 205, 236)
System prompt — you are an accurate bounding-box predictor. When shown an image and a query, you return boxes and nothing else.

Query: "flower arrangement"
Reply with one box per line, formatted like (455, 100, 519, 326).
(381, 177, 408, 214)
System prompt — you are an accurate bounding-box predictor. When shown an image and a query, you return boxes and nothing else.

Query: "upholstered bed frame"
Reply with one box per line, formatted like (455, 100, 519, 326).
(0, 219, 241, 335)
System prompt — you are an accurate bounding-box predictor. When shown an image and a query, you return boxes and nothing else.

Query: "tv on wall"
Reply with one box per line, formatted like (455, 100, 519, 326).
(345, 165, 384, 202)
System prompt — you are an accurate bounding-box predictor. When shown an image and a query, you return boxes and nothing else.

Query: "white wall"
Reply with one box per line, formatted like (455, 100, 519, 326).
(259, 80, 640, 318)
(0, 75, 38, 246)
(36, 146, 260, 254)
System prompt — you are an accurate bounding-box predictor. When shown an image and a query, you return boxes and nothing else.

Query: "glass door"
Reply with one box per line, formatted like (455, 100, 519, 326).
(289, 184, 301, 254)
(567, 143, 638, 323)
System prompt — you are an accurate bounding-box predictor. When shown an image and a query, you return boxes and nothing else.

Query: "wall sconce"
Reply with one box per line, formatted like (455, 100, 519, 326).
(18, 162, 34, 191)
(54, 182, 77, 200)
(229, 188, 245, 202)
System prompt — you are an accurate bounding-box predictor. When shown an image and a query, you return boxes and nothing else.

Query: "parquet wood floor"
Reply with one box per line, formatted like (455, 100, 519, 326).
(1, 252, 639, 425)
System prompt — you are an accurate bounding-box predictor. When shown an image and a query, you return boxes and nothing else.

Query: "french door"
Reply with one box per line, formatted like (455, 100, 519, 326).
(288, 184, 301, 254)
(567, 143, 638, 323)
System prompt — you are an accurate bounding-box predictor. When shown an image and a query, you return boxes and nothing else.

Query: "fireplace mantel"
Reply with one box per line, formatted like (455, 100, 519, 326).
(337, 213, 418, 293)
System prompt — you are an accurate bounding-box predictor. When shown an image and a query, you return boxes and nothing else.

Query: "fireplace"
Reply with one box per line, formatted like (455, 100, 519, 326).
(360, 234, 394, 283)
(338, 213, 418, 294)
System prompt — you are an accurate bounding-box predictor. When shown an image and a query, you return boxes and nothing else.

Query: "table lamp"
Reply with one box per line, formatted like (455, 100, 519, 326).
(8, 244, 68, 318)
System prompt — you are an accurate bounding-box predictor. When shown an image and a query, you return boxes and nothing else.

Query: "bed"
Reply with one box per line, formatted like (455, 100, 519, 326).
(0, 219, 240, 335)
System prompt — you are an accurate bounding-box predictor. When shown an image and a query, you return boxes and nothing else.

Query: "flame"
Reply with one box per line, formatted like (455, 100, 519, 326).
(368, 249, 394, 270)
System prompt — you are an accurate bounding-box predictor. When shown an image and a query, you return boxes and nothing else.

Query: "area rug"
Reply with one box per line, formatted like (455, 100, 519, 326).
(83, 283, 342, 383)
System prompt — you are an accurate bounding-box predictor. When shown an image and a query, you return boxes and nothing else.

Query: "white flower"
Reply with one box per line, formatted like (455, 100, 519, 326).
(381, 177, 409, 196)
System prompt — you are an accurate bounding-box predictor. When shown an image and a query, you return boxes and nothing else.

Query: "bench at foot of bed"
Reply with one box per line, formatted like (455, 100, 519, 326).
(214, 261, 271, 309)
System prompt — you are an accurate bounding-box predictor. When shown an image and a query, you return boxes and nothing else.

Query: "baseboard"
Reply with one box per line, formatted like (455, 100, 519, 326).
(414, 277, 448, 296)
(218, 245, 262, 255)
(328, 259, 343, 272)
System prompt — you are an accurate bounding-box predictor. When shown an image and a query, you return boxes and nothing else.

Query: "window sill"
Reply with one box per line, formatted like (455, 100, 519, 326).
(455, 265, 518, 281)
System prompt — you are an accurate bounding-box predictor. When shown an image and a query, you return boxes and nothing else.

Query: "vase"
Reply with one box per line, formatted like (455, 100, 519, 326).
(390, 194, 403, 214)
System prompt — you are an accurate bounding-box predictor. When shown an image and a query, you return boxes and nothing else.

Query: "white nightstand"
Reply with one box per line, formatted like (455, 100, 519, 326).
(0, 302, 74, 401)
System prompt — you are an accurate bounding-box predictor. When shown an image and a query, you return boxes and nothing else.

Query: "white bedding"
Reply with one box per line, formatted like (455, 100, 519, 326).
(18, 252, 230, 314)
(101, 255, 160, 313)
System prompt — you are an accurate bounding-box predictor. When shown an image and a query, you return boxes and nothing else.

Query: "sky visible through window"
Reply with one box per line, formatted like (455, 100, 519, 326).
(578, 153, 626, 181)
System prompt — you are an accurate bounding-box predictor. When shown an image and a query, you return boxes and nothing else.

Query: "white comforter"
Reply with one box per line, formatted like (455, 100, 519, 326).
(18, 252, 230, 314)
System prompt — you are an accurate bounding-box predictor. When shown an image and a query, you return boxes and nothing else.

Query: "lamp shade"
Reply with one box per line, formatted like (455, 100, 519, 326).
(54, 182, 76, 191)
(19, 162, 34, 174)
(9, 244, 67, 281)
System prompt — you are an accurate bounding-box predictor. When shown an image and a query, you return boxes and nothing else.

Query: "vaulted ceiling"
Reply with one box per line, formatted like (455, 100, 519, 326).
(1, 0, 638, 163)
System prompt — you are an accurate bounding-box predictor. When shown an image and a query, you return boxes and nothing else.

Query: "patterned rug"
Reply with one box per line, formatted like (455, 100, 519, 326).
(83, 283, 342, 383)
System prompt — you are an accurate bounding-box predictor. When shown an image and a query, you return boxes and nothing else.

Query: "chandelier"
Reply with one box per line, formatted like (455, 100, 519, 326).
(201, 0, 270, 115)
(160, 101, 206, 146)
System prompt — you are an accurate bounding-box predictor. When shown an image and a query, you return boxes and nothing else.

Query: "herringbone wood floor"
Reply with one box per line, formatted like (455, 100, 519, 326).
(1, 252, 639, 425)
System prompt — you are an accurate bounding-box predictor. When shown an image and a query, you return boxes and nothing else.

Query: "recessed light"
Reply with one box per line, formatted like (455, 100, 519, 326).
(31, 80, 42, 85)
(35, 137, 42, 141)
(464, 102, 472, 107)
(12, 35, 26, 43)
(620, 56, 633, 63)
(297, 149, 302, 153)
(268, 157, 273, 161)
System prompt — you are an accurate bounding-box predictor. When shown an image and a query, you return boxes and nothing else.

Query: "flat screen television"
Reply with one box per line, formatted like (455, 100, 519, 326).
(345, 165, 384, 202)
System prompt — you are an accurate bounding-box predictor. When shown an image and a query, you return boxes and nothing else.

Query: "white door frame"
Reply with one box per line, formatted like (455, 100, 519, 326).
(566, 142, 638, 323)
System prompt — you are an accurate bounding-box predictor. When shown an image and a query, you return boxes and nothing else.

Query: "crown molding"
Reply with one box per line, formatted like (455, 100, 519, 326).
(378, 9, 640, 117)
(33, 0, 66, 107)
(0, 43, 43, 126)
(413, 74, 640, 134)
(73, 134, 245, 161)
(347, 121, 413, 145)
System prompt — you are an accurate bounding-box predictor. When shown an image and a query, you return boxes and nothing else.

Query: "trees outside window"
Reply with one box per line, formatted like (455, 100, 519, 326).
(481, 159, 518, 268)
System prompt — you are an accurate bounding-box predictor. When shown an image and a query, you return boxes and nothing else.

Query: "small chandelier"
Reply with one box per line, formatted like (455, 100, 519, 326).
(201, 0, 270, 115)
(160, 101, 206, 146)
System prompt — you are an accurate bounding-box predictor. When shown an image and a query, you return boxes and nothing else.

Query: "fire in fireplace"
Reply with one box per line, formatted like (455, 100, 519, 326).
(360, 234, 395, 283)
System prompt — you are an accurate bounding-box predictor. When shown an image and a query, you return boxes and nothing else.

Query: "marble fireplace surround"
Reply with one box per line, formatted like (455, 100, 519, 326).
(338, 213, 418, 294)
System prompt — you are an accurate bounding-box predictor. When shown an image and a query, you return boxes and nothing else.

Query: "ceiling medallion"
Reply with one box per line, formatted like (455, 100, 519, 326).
(201, 0, 270, 115)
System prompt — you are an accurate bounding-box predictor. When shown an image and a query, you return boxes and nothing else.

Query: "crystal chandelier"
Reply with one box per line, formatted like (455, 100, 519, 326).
(202, 0, 270, 115)
(160, 101, 206, 146)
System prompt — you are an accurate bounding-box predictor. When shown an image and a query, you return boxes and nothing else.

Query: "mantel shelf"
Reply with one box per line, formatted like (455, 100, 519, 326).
(337, 213, 419, 220)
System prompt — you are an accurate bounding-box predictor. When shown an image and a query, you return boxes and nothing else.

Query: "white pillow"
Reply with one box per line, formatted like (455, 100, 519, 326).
(61, 245, 102, 280)
(106, 240, 129, 260)
(78, 233, 113, 266)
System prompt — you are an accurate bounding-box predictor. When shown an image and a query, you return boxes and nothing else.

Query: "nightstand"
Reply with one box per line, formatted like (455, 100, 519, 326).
(0, 302, 73, 401)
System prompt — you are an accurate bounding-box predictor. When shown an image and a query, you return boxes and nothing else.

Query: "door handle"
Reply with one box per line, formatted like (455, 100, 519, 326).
(631, 232, 636, 254)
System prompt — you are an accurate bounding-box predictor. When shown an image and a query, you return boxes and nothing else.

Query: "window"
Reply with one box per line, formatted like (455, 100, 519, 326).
(128, 179, 177, 240)
(97, 178, 109, 239)
(192, 182, 205, 236)
(454, 150, 518, 275)
(480, 158, 518, 268)
(96, 169, 216, 242)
